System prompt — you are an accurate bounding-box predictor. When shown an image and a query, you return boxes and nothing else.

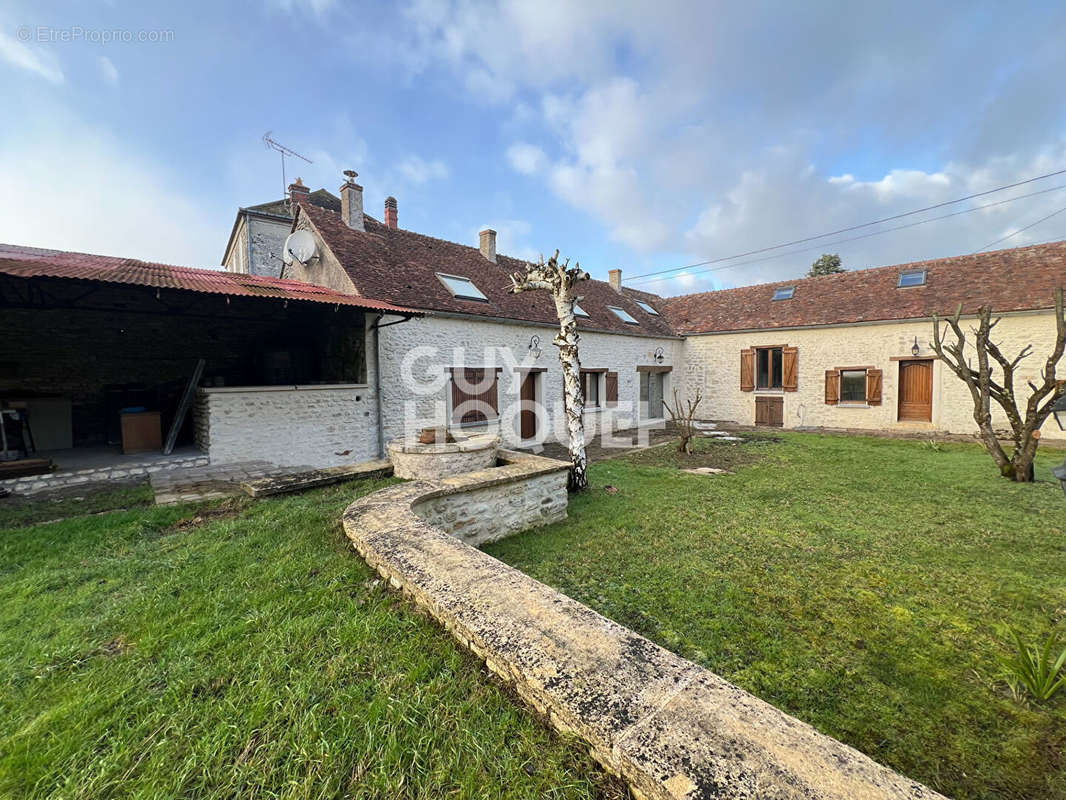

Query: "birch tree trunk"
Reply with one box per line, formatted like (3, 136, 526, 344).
(932, 287, 1065, 482)
(510, 251, 590, 491)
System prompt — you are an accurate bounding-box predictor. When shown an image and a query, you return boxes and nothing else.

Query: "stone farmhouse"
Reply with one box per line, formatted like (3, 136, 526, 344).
(1, 171, 1063, 491)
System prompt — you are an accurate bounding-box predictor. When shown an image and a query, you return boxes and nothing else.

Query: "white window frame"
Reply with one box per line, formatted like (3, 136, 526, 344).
(436, 272, 489, 301)
(607, 305, 639, 325)
(897, 269, 927, 288)
(635, 300, 659, 315)
(838, 368, 869, 406)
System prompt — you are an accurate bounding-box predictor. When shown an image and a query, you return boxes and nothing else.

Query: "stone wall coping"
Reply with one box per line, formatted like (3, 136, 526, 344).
(199, 383, 369, 394)
(342, 452, 946, 800)
(387, 433, 501, 455)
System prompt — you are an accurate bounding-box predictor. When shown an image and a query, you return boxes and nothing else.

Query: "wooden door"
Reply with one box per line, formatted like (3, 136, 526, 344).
(898, 360, 933, 421)
(519, 372, 537, 439)
(754, 396, 783, 427)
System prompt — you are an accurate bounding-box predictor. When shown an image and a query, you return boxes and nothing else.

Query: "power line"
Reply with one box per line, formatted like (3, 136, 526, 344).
(973, 203, 1066, 253)
(624, 166, 1066, 283)
(628, 182, 1066, 286)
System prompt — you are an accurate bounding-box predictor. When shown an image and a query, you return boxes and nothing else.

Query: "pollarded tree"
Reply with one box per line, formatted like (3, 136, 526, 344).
(931, 288, 1065, 482)
(510, 250, 591, 491)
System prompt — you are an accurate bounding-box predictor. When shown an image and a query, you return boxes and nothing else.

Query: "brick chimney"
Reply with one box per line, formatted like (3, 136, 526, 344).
(608, 268, 622, 292)
(479, 229, 497, 263)
(384, 196, 398, 229)
(288, 178, 309, 207)
(340, 170, 364, 232)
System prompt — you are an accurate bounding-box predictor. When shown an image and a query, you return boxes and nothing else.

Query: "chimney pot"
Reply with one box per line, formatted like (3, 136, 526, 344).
(339, 171, 364, 232)
(608, 268, 622, 292)
(479, 229, 497, 263)
(384, 196, 398, 230)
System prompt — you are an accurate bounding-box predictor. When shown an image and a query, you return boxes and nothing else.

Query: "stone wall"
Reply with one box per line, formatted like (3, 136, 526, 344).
(411, 453, 568, 545)
(681, 311, 1066, 440)
(343, 454, 945, 800)
(388, 434, 499, 480)
(196, 384, 377, 467)
(376, 313, 685, 448)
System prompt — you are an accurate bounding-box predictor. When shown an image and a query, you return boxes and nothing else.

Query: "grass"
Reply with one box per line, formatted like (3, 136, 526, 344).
(0, 479, 619, 800)
(0, 480, 154, 529)
(486, 433, 1066, 800)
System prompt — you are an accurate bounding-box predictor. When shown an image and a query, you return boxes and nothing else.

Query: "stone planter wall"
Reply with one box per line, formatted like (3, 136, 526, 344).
(343, 451, 945, 800)
(387, 433, 499, 480)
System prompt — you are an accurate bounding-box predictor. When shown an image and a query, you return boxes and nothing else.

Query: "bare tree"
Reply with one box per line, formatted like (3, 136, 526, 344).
(662, 387, 703, 454)
(510, 250, 591, 491)
(931, 288, 1065, 482)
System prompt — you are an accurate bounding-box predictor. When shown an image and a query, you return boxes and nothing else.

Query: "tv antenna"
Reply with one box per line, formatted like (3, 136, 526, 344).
(262, 131, 312, 199)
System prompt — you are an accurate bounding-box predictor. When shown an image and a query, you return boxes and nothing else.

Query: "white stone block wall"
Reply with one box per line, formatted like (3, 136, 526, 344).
(680, 311, 1066, 440)
(376, 313, 684, 449)
(412, 468, 569, 546)
(195, 384, 378, 467)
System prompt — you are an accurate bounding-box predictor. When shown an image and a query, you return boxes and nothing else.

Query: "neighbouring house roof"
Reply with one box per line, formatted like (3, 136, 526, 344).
(221, 189, 342, 266)
(661, 240, 1066, 334)
(297, 202, 679, 338)
(0, 243, 420, 314)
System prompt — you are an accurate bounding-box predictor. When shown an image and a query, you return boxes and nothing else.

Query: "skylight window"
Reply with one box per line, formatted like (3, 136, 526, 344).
(436, 272, 488, 301)
(772, 286, 796, 301)
(897, 269, 927, 288)
(635, 300, 660, 315)
(608, 305, 639, 325)
(573, 303, 590, 318)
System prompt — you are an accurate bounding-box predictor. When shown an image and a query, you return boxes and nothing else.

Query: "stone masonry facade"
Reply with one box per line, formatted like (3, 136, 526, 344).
(681, 310, 1066, 440)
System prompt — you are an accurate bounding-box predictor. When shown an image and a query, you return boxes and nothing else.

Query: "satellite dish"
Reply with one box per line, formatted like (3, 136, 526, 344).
(282, 229, 316, 265)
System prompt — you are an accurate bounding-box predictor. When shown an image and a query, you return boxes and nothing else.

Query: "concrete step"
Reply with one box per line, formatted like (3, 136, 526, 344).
(241, 459, 394, 498)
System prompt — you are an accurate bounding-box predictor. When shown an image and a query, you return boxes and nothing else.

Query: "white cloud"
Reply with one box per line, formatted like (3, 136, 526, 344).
(396, 155, 449, 184)
(506, 142, 546, 175)
(0, 107, 227, 267)
(266, 0, 336, 16)
(0, 31, 63, 84)
(99, 56, 119, 85)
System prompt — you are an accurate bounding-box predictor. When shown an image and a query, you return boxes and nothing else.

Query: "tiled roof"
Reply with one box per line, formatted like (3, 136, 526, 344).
(0, 243, 419, 314)
(247, 188, 341, 218)
(298, 203, 678, 338)
(661, 240, 1066, 334)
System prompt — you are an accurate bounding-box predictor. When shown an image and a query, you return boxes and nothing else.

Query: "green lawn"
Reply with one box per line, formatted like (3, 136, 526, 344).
(0, 480, 617, 799)
(486, 433, 1066, 800)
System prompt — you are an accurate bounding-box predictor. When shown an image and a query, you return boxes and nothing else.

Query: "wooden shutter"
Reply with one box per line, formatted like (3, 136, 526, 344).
(866, 369, 883, 405)
(782, 346, 798, 392)
(451, 368, 498, 423)
(824, 369, 839, 405)
(605, 372, 619, 407)
(740, 349, 755, 392)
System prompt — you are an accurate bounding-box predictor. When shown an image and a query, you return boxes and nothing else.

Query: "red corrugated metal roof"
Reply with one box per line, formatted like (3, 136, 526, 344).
(0, 243, 420, 315)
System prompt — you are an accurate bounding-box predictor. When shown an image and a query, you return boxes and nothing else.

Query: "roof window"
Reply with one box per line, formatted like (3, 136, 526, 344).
(436, 272, 488, 301)
(574, 303, 590, 318)
(608, 305, 640, 325)
(897, 269, 927, 288)
(635, 300, 660, 315)
(772, 286, 796, 301)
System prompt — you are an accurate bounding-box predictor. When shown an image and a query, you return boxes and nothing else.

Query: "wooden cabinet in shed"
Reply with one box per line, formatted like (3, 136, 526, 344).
(754, 396, 784, 427)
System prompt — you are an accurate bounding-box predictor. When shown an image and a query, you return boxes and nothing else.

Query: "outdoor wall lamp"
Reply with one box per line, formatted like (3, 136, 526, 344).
(911, 336, 921, 357)
(528, 335, 542, 360)
(654, 347, 665, 364)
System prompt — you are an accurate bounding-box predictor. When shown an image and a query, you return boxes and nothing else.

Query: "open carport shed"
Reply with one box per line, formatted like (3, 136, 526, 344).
(0, 244, 417, 480)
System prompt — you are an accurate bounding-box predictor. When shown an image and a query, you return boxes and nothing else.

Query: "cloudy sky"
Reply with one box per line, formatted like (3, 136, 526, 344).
(1, 1, 1065, 296)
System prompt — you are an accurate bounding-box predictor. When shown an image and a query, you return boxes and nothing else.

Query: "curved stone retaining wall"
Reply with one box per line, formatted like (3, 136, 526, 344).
(343, 452, 946, 800)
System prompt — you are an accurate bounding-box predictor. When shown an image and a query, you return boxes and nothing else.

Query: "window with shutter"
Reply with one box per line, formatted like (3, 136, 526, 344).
(866, 369, 883, 405)
(450, 367, 499, 424)
(605, 372, 618, 407)
(824, 369, 840, 404)
(740, 349, 755, 392)
(782, 346, 798, 391)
